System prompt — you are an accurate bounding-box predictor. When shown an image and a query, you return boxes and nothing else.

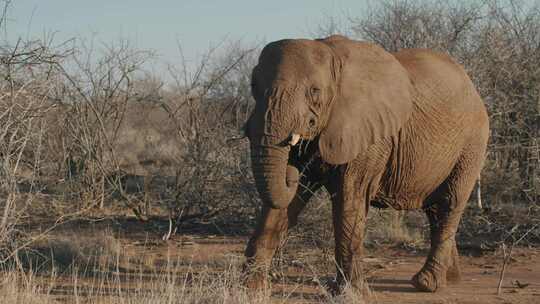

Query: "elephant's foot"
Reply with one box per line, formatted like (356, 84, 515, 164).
(333, 269, 369, 296)
(330, 278, 369, 297)
(446, 246, 462, 284)
(446, 263, 461, 284)
(411, 268, 446, 292)
(244, 272, 269, 290)
(241, 262, 270, 290)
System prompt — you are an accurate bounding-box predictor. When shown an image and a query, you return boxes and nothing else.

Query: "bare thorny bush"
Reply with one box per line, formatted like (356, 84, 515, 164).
(0, 22, 263, 268)
(0, 34, 70, 261)
(159, 42, 259, 237)
(42, 40, 260, 229)
(49, 40, 158, 217)
(0, 14, 259, 266)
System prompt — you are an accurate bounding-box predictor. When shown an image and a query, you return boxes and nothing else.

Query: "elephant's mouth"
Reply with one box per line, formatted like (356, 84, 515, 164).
(288, 133, 301, 146)
(287, 136, 321, 174)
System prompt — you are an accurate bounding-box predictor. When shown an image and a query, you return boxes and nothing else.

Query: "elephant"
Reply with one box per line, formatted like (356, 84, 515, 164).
(242, 35, 489, 293)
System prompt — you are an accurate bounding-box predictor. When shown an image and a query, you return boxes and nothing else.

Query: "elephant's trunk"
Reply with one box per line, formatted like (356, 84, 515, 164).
(251, 144, 299, 209)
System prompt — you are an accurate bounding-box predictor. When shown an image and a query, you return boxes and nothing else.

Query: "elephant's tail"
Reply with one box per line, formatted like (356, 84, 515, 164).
(475, 177, 483, 209)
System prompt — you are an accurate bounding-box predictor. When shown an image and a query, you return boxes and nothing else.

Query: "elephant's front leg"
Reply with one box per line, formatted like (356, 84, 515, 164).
(328, 174, 369, 292)
(243, 181, 321, 289)
(243, 205, 288, 290)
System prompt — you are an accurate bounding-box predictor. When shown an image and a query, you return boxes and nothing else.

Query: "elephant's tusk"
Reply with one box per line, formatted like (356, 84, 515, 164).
(289, 133, 301, 146)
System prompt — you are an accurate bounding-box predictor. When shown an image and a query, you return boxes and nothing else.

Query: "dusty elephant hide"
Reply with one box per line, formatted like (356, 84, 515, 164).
(242, 35, 489, 294)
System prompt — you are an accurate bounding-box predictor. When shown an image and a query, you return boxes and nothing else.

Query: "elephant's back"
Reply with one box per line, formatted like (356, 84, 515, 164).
(394, 48, 488, 140)
(394, 49, 487, 116)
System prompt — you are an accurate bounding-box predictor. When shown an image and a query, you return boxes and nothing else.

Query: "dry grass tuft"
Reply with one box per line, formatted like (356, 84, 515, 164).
(17, 229, 122, 273)
(0, 272, 56, 304)
(0, 257, 300, 304)
(366, 210, 426, 249)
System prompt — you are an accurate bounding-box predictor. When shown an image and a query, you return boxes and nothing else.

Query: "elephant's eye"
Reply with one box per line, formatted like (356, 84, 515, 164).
(310, 87, 321, 96)
(309, 117, 317, 128)
(309, 86, 321, 108)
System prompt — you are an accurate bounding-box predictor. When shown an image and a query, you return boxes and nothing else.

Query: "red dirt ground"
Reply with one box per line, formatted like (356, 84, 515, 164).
(146, 235, 540, 303)
(32, 224, 540, 304)
(363, 248, 540, 304)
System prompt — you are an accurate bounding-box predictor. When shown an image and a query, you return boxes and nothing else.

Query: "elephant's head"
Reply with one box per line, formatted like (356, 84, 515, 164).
(245, 35, 413, 208)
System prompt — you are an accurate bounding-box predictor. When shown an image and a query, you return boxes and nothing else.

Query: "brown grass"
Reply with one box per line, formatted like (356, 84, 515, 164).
(1, 229, 367, 304)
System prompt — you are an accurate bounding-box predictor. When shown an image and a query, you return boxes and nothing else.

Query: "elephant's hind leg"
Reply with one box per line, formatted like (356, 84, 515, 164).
(446, 240, 462, 283)
(425, 205, 462, 284)
(412, 145, 486, 292)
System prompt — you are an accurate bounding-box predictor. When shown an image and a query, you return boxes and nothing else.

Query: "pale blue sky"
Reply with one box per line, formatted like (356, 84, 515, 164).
(7, 0, 368, 67)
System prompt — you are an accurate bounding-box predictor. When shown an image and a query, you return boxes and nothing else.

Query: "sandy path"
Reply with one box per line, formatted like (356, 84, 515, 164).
(363, 249, 540, 304)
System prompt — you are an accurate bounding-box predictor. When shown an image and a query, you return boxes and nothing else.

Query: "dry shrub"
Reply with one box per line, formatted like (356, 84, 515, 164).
(41, 40, 261, 226)
(134, 42, 261, 231)
(115, 101, 179, 176)
(17, 230, 122, 273)
(49, 40, 156, 213)
(0, 27, 71, 262)
(365, 210, 426, 249)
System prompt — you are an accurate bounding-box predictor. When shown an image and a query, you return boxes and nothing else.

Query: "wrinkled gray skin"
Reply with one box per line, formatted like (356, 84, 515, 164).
(243, 35, 489, 293)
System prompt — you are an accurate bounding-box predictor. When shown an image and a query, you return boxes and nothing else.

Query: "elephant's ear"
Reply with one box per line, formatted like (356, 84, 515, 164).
(318, 38, 413, 165)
